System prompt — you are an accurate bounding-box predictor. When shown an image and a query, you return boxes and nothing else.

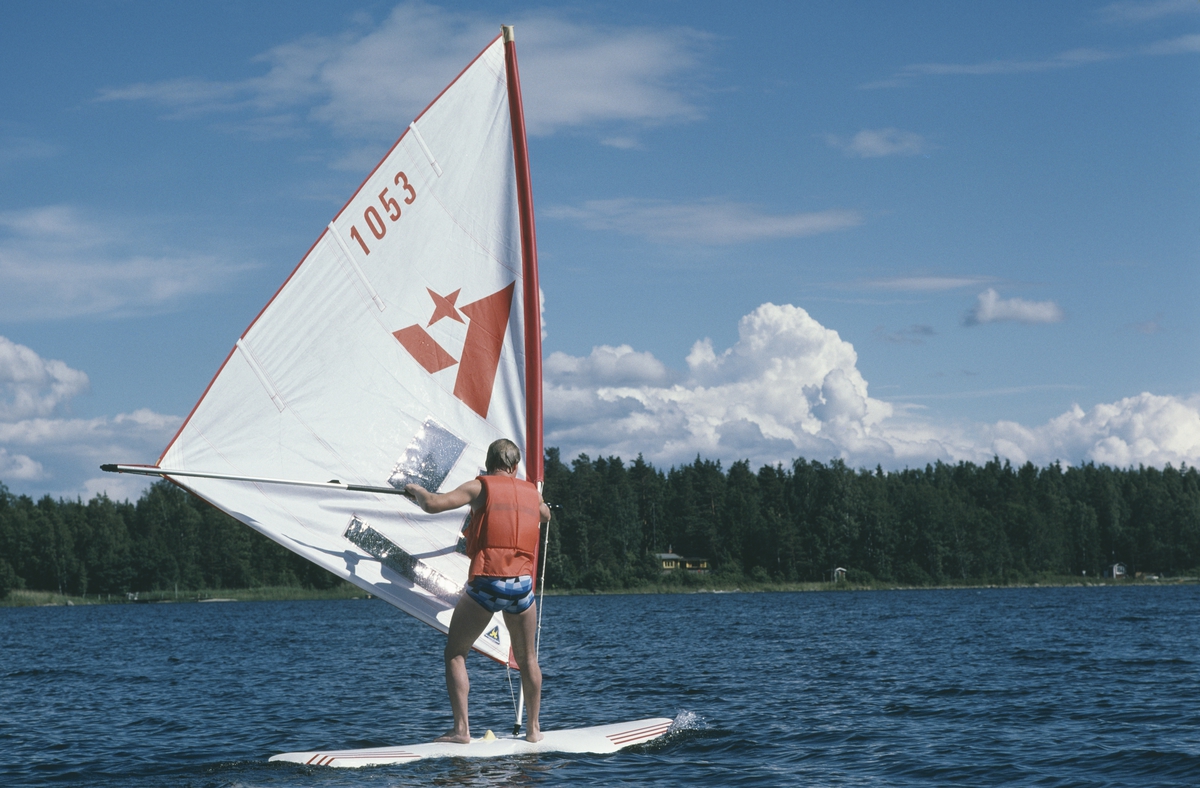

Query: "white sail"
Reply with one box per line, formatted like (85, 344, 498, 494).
(150, 31, 543, 665)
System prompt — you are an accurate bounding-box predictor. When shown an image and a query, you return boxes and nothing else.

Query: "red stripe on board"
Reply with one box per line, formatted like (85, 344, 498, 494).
(301, 750, 421, 766)
(607, 722, 672, 745)
(503, 32, 543, 484)
(608, 721, 670, 737)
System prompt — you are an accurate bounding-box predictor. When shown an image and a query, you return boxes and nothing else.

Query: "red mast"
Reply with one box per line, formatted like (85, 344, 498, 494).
(502, 25, 543, 485)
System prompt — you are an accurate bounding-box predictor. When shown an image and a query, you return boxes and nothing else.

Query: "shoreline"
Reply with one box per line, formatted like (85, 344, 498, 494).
(3, 575, 1196, 608)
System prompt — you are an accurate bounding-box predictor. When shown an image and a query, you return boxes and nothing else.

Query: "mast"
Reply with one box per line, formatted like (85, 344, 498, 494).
(502, 24, 543, 485)
(502, 25, 545, 736)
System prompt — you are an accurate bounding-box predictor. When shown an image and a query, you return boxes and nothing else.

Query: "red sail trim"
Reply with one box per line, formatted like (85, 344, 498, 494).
(503, 32, 544, 483)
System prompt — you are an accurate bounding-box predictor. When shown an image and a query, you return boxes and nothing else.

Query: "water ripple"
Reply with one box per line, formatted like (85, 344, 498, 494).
(2, 586, 1200, 786)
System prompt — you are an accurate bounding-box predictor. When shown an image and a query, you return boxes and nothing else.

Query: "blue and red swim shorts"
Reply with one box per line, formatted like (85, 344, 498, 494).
(465, 574, 534, 614)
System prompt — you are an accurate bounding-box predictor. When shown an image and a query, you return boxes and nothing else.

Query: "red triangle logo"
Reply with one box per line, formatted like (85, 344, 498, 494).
(394, 282, 515, 418)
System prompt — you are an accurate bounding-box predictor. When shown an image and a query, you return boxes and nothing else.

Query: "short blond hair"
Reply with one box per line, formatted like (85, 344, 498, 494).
(486, 439, 521, 473)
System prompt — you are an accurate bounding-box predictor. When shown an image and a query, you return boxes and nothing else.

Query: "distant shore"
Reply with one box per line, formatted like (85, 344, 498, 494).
(3, 574, 1196, 608)
(0, 585, 367, 608)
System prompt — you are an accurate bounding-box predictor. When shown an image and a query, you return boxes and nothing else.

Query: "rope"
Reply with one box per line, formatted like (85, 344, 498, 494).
(506, 663, 518, 715)
(536, 508, 551, 655)
(512, 497, 554, 735)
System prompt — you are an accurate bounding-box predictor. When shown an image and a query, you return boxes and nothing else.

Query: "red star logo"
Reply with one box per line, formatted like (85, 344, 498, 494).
(426, 288, 464, 327)
(393, 282, 516, 418)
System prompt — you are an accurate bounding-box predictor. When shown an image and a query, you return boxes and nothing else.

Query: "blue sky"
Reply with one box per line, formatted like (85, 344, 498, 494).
(1, 0, 1197, 500)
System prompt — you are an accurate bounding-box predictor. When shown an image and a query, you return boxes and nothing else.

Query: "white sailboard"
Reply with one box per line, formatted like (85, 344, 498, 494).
(269, 718, 674, 767)
(105, 25, 672, 761)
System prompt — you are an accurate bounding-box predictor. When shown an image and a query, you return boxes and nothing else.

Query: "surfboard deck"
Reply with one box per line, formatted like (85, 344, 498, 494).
(269, 717, 673, 767)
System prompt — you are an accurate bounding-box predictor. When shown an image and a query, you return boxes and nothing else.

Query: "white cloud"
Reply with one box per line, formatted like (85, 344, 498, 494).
(80, 472, 156, 503)
(964, 288, 1064, 325)
(0, 447, 44, 481)
(874, 324, 936, 345)
(0, 135, 58, 166)
(0, 205, 251, 320)
(600, 136, 641, 150)
(865, 275, 992, 291)
(826, 128, 927, 158)
(97, 2, 706, 141)
(988, 393, 1200, 468)
(9, 310, 1197, 497)
(1100, 0, 1200, 23)
(864, 47, 1119, 88)
(546, 199, 862, 245)
(0, 410, 180, 500)
(546, 303, 896, 469)
(544, 302, 1200, 473)
(547, 345, 673, 387)
(1143, 33, 1200, 55)
(0, 336, 90, 420)
(865, 27, 1200, 89)
(0, 340, 179, 499)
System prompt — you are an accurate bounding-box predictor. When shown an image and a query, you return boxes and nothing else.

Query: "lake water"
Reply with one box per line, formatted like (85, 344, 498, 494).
(2, 585, 1198, 787)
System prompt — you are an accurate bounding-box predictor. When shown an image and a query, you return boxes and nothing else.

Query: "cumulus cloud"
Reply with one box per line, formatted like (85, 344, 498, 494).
(546, 345, 673, 387)
(987, 393, 1200, 468)
(544, 303, 1200, 473)
(0, 339, 179, 499)
(0, 336, 90, 420)
(545, 303, 896, 469)
(964, 288, 1064, 325)
(826, 128, 927, 158)
(0, 205, 251, 320)
(546, 199, 862, 245)
(97, 1, 706, 141)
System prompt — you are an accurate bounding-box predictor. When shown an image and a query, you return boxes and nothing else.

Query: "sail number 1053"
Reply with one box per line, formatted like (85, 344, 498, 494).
(349, 171, 417, 256)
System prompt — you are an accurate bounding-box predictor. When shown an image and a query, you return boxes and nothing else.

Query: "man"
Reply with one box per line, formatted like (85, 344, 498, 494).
(405, 438, 551, 743)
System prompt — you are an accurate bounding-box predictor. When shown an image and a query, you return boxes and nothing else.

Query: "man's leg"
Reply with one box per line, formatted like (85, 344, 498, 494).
(504, 602, 543, 742)
(436, 593, 495, 743)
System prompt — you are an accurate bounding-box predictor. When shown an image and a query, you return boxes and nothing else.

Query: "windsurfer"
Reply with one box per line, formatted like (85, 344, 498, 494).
(405, 438, 551, 743)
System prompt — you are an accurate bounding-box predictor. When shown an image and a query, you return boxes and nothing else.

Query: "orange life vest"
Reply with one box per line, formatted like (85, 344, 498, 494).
(465, 475, 542, 580)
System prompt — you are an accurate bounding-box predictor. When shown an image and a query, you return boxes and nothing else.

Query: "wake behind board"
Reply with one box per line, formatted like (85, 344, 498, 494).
(270, 717, 673, 768)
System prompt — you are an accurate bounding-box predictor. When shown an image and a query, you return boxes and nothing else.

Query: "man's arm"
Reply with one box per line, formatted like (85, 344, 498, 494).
(405, 478, 483, 514)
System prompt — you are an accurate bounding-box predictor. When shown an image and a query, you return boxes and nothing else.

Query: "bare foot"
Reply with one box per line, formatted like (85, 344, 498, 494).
(434, 730, 471, 744)
(525, 728, 544, 743)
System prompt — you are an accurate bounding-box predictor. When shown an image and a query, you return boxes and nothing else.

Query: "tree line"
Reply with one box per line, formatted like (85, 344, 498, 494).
(541, 450, 1200, 589)
(0, 479, 339, 599)
(2, 451, 1198, 598)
